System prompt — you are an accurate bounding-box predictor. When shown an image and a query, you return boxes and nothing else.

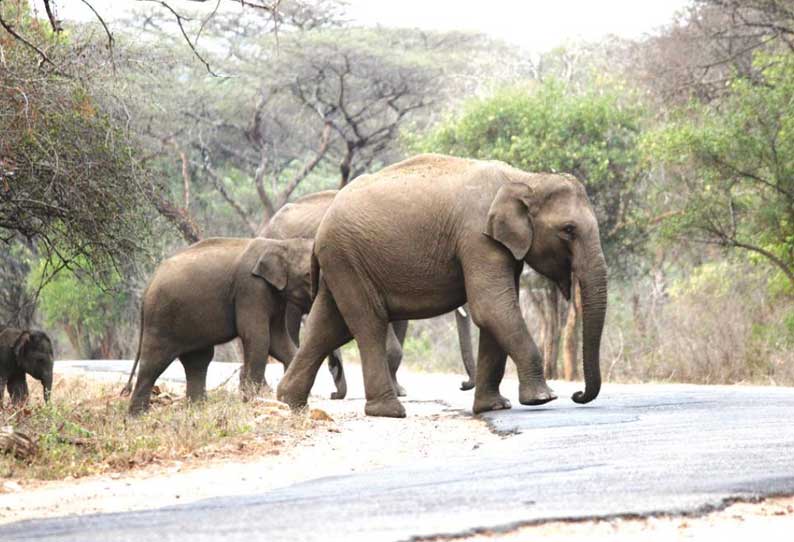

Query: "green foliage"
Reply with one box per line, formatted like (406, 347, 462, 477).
(416, 79, 646, 268)
(0, 5, 157, 278)
(27, 255, 130, 358)
(668, 260, 736, 299)
(643, 51, 794, 292)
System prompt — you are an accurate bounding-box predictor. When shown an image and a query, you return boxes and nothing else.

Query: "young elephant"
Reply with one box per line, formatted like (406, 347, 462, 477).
(0, 327, 54, 405)
(125, 237, 312, 415)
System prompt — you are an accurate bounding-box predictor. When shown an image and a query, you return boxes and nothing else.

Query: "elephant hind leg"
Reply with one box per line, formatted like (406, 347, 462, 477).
(386, 323, 406, 397)
(128, 340, 177, 415)
(472, 328, 511, 415)
(323, 272, 404, 417)
(180, 347, 214, 403)
(277, 281, 352, 409)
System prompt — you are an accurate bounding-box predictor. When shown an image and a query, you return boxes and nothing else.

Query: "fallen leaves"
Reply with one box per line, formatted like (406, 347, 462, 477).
(309, 409, 334, 422)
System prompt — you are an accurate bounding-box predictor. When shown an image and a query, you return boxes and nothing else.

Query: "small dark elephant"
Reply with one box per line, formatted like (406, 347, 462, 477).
(124, 237, 313, 415)
(0, 327, 54, 405)
(260, 190, 477, 399)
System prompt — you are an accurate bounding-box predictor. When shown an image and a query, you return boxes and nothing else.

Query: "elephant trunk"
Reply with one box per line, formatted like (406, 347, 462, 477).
(572, 248, 607, 404)
(42, 372, 52, 402)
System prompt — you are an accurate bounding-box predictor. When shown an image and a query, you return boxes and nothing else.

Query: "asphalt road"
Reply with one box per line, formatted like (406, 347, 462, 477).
(4, 364, 794, 541)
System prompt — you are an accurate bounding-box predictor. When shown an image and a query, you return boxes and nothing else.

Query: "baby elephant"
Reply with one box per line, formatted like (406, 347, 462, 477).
(125, 237, 313, 414)
(0, 327, 54, 405)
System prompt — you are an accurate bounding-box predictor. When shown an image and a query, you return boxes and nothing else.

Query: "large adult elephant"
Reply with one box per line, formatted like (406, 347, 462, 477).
(277, 154, 607, 418)
(259, 190, 476, 399)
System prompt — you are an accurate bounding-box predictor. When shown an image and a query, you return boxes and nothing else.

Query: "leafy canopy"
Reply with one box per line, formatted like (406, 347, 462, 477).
(643, 51, 794, 290)
(416, 79, 646, 267)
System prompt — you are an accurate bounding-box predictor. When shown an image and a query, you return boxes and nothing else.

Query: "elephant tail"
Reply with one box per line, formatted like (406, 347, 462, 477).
(120, 299, 145, 397)
(310, 246, 321, 300)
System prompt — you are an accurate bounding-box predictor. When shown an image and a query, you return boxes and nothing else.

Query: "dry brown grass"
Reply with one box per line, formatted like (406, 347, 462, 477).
(0, 376, 319, 481)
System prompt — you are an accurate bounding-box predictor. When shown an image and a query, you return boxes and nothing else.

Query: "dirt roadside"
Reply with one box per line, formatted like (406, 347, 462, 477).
(0, 387, 498, 524)
(1, 367, 792, 539)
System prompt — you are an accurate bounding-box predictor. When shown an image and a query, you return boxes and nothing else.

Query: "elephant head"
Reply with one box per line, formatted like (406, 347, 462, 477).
(485, 175, 607, 404)
(251, 238, 314, 311)
(13, 330, 54, 402)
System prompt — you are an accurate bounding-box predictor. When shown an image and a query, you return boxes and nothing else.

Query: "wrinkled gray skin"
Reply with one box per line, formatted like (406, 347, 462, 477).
(260, 190, 477, 399)
(277, 154, 607, 418)
(125, 237, 313, 415)
(0, 327, 54, 405)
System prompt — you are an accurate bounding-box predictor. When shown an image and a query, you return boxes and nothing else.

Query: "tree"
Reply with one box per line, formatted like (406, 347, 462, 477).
(283, 29, 441, 186)
(0, 2, 157, 280)
(27, 255, 134, 358)
(644, 51, 794, 291)
(633, 0, 794, 105)
(0, 242, 36, 327)
(119, 21, 511, 236)
(0, 0, 296, 75)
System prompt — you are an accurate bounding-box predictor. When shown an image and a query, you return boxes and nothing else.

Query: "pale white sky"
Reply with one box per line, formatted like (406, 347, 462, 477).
(49, 0, 691, 53)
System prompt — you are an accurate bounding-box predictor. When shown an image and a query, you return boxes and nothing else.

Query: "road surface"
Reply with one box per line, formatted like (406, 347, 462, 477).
(2, 362, 794, 541)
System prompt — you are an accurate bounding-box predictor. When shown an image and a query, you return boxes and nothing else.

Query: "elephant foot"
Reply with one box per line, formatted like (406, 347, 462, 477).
(364, 397, 406, 418)
(460, 379, 475, 391)
(472, 392, 511, 414)
(519, 381, 558, 406)
(128, 400, 149, 417)
(276, 382, 309, 411)
(330, 379, 347, 400)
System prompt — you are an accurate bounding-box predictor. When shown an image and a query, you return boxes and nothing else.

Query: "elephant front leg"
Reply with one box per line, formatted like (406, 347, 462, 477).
(7, 373, 29, 406)
(466, 267, 556, 408)
(239, 329, 271, 400)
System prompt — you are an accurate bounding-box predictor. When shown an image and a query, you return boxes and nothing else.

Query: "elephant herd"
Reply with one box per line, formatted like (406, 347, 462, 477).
(125, 153, 608, 418)
(2, 154, 608, 420)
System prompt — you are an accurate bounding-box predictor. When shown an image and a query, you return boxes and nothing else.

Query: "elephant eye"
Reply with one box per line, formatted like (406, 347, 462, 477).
(562, 224, 576, 236)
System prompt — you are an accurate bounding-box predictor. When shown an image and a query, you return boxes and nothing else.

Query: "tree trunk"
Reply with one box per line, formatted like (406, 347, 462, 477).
(562, 279, 581, 381)
(542, 285, 560, 380)
(522, 273, 561, 380)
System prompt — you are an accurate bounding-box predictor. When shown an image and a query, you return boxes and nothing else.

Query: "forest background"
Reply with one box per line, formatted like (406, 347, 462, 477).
(2, 0, 793, 386)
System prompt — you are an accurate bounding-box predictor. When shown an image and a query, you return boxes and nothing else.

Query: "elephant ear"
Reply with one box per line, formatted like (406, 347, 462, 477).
(13, 331, 31, 359)
(251, 242, 289, 291)
(484, 182, 534, 260)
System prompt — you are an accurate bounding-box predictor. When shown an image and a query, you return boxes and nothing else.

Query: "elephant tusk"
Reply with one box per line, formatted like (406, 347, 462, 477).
(457, 306, 468, 318)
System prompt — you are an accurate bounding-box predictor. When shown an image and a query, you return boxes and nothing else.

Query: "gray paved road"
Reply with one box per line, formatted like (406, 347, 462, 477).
(3, 378, 794, 541)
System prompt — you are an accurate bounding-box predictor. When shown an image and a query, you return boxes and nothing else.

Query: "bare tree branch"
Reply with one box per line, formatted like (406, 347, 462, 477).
(140, 0, 224, 77)
(0, 10, 57, 69)
(80, 0, 116, 73)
